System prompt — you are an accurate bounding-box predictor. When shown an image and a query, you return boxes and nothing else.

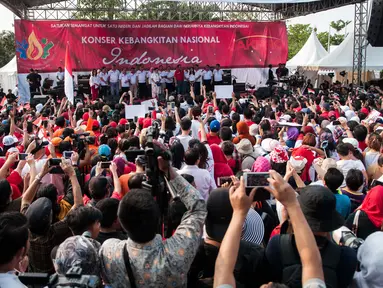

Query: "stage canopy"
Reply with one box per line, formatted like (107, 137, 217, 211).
(286, 30, 328, 69)
(307, 32, 383, 71)
(0, 56, 17, 90)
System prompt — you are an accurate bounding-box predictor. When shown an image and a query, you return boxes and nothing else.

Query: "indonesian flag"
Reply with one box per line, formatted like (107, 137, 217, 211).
(307, 88, 315, 94)
(64, 42, 74, 104)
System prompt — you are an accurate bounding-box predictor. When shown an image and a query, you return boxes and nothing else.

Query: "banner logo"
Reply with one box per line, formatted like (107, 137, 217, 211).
(16, 31, 54, 60)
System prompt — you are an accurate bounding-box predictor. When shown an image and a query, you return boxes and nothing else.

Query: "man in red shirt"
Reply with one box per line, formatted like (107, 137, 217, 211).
(207, 120, 222, 146)
(174, 64, 184, 95)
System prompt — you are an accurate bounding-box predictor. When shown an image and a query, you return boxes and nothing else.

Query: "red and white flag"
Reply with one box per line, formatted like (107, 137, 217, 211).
(64, 42, 74, 104)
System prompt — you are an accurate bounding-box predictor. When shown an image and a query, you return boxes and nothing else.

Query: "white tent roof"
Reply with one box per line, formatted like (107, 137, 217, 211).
(286, 30, 328, 69)
(308, 32, 383, 71)
(0, 56, 17, 74)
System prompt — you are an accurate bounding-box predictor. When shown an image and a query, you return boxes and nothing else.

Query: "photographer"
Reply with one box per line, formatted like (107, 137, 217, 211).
(99, 156, 207, 287)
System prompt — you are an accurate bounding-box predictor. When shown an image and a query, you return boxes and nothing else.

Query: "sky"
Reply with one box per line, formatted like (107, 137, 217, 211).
(0, 2, 355, 32)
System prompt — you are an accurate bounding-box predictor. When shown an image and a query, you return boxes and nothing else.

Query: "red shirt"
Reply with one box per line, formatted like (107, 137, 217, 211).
(207, 134, 221, 146)
(174, 69, 184, 82)
(245, 120, 255, 127)
(358, 141, 367, 151)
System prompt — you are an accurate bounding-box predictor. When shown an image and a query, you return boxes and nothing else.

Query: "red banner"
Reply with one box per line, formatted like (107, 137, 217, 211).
(15, 20, 287, 73)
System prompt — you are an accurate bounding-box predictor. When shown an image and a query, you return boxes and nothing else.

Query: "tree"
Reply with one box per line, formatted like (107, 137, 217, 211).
(0, 31, 15, 68)
(287, 24, 311, 60)
(73, 0, 129, 20)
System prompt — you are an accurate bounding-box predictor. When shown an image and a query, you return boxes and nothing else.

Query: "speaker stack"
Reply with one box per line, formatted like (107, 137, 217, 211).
(77, 74, 91, 95)
(222, 70, 232, 85)
(368, 0, 383, 47)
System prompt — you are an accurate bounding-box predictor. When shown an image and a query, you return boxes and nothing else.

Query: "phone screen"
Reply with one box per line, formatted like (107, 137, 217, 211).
(245, 173, 270, 188)
(101, 162, 111, 169)
(217, 177, 233, 187)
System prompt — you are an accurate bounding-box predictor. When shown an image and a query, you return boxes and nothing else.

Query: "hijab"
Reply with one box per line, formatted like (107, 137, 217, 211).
(233, 121, 256, 145)
(358, 185, 383, 228)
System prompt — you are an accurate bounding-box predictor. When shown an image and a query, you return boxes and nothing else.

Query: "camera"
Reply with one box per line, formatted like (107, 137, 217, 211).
(244, 172, 271, 201)
(332, 226, 364, 251)
(19, 267, 100, 288)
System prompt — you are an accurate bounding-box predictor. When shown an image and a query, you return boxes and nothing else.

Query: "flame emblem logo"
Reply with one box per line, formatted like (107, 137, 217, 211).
(16, 31, 54, 60)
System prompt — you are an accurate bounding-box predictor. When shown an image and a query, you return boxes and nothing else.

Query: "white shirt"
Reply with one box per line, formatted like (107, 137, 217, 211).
(176, 134, 193, 152)
(203, 70, 212, 80)
(166, 71, 174, 83)
(129, 72, 137, 85)
(12, 86, 18, 97)
(89, 75, 100, 87)
(177, 165, 217, 200)
(160, 71, 168, 84)
(213, 69, 223, 81)
(337, 159, 366, 187)
(191, 119, 200, 139)
(119, 73, 131, 87)
(184, 70, 190, 80)
(56, 71, 64, 81)
(189, 74, 196, 82)
(99, 72, 108, 86)
(137, 71, 147, 83)
(0, 272, 27, 288)
(195, 69, 203, 83)
(108, 69, 120, 83)
(150, 72, 160, 85)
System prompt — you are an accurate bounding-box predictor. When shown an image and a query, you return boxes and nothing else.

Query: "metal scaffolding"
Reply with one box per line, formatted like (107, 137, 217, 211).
(352, 0, 369, 86)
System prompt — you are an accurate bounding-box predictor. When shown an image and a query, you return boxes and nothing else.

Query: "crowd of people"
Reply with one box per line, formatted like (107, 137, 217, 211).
(0, 66, 383, 288)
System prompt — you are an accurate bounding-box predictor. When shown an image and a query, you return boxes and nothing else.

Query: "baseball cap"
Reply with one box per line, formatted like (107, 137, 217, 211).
(119, 118, 128, 126)
(109, 121, 117, 128)
(210, 120, 220, 133)
(289, 155, 308, 174)
(92, 120, 100, 128)
(343, 137, 359, 149)
(98, 144, 111, 157)
(25, 197, 52, 235)
(323, 103, 330, 111)
(298, 185, 344, 232)
(2, 135, 18, 146)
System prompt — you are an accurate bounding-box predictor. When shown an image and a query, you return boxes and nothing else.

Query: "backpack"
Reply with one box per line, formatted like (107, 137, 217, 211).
(280, 234, 340, 288)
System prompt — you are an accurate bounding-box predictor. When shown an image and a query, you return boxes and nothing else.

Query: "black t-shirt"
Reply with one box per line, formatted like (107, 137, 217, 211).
(188, 240, 270, 288)
(36, 74, 42, 86)
(345, 210, 380, 240)
(96, 231, 127, 244)
(266, 234, 357, 288)
(27, 73, 38, 86)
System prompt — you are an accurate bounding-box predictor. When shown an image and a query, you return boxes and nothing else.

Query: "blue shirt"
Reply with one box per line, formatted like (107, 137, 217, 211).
(335, 193, 351, 219)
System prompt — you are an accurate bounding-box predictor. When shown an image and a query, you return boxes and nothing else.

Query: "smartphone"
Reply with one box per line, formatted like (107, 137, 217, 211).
(101, 161, 111, 169)
(244, 172, 270, 188)
(134, 116, 138, 123)
(63, 151, 73, 159)
(244, 173, 270, 201)
(217, 176, 233, 187)
(167, 102, 175, 110)
(49, 158, 62, 166)
(19, 153, 28, 160)
(208, 106, 213, 113)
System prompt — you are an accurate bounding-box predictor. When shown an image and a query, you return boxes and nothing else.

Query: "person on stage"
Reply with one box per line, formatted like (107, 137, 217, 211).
(194, 64, 202, 96)
(267, 64, 275, 88)
(129, 67, 138, 98)
(137, 65, 148, 100)
(165, 66, 174, 94)
(202, 65, 213, 92)
(89, 69, 100, 101)
(119, 68, 130, 94)
(99, 67, 109, 99)
(213, 63, 223, 86)
(56, 67, 64, 86)
(108, 64, 120, 98)
(150, 67, 161, 99)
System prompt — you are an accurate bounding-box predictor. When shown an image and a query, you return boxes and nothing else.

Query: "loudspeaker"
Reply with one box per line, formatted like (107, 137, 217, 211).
(233, 83, 246, 93)
(256, 87, 271, 100)
(77, 74, 91, 95)
(368, 0, 383, 47)
(222, 69, 232, 85)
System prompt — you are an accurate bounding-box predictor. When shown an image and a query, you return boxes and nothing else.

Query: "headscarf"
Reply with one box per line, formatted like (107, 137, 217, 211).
(287, 127, 299, 141)
(233, 121, 256, 145)
(353, 232, 383, 288)
(358, 185, 383, 228)
(251, 157, 271, 172)
(291, 146, 315, 182)
(210, 144, 233, 184)
(210, 144, 228, 164)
